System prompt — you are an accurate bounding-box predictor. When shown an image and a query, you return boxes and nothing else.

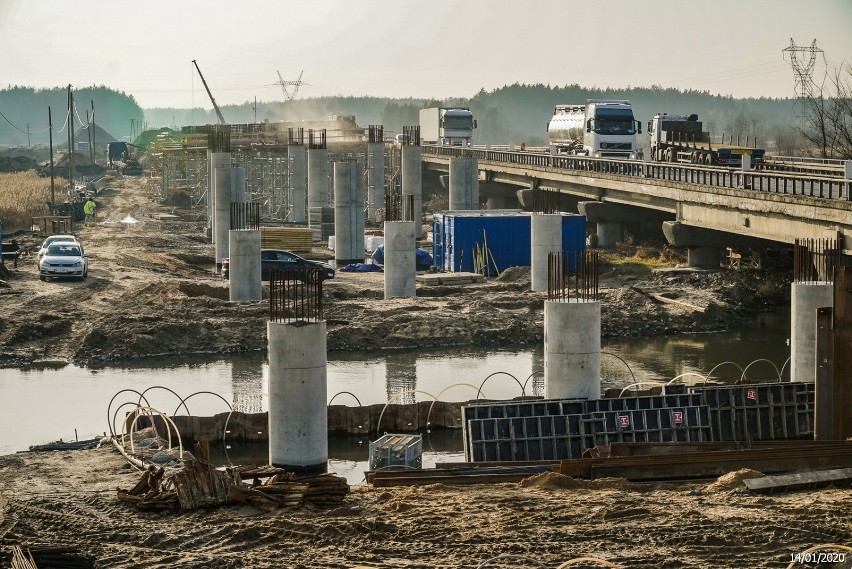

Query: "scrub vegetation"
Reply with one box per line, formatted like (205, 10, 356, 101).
(0, 171, 59, 232)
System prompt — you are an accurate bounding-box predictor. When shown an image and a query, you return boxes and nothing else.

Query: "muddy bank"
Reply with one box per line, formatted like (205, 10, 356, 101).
(0, 175, 791, 368)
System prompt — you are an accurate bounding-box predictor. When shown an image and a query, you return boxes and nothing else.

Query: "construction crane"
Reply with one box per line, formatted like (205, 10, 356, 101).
(276, 70, 305, 101)
(192, 59, 226, 125)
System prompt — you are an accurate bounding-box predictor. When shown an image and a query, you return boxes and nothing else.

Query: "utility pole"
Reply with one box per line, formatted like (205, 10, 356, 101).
(783, 38, 825, 130)
(67, 85, 74, 192)
(48, 106, 55, 205)
(26, 124, 30, 148)
(90, 100, 96, 170)
(86, 110, 92, 179)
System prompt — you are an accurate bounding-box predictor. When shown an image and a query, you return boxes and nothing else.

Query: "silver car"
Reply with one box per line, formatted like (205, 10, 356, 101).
(39, 242, 88, 280)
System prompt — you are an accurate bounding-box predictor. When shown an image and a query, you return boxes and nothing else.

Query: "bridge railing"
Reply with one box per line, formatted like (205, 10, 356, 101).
(422, 145, 851, 201)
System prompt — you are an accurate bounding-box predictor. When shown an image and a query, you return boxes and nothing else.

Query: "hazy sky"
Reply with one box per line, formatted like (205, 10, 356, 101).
(1, 0, 850, 109)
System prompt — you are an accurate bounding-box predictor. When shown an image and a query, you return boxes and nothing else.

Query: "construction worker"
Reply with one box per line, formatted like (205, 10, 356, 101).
(83, 198, 97, 227)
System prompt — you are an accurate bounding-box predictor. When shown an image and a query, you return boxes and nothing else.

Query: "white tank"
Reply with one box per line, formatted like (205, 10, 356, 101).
(547, 104, 586, 147)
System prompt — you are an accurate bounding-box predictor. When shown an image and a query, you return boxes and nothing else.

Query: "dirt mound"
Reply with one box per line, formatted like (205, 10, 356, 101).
(704, 469, 764, 493)
(496, 266, 529, 283)
(177, 282, 229, 300)
(518, 472, 633, 491)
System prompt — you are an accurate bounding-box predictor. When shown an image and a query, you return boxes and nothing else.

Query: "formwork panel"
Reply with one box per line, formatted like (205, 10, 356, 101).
(690, 382, 815, 442)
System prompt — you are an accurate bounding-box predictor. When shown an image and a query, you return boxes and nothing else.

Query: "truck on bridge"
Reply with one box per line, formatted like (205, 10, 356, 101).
(647, 112, 765, 167)
(419, 107, 476, 146)
(547, 100, 641, 159)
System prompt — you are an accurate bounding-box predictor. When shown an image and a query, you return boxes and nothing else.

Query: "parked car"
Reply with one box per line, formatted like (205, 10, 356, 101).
(39, 241, 87, 280)
(38, 235, 81, 260)
(221, 249, 335, 282)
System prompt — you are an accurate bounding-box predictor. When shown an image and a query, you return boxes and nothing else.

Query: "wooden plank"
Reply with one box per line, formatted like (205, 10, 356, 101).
(371, 472, 545, 488)
(744, 467, 852, 494)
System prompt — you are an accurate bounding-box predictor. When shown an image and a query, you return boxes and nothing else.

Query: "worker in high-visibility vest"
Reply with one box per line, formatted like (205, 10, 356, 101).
(83, 198, 97, 226)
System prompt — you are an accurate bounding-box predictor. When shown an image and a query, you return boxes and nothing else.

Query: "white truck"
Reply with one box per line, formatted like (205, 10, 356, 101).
(419, 107, 476, 146)
(547, 100, 641, 159)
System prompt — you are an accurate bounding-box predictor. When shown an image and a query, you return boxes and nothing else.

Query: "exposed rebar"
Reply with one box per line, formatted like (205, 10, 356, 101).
(229, 201, 260, 230)
(402, 125, 420, 146)
(385, 193, 414, 222)
(307, 128, 327, 150)
(367, 125, 384, 144)
(269, 267, 324, 323)
(288, 127, 304, 146)
(793, 237, 839, 282)
(547, 249, 600, 301)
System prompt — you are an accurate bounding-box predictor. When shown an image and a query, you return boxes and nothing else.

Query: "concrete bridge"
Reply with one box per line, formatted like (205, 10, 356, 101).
(421, 146, 852, 267)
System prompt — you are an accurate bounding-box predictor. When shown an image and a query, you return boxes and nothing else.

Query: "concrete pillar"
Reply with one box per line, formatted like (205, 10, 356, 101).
(208, 152, 230, 241)
(790, 281, 834, 382)
(228, 229, 261, 302)
(289, 146, 307, 223)
(544, 299, 601, 400)
(531, 214, 563, 291)
(596, 221, 622, 248)
(384, 220, 416, 299)
(333, 162, 365, 267)
(307, 148, 329, 213)
(230, 166, 246, 203)
(267, 321, 328, 472)
(449, 157, 479, 210)
(401, 145, 422, 237)
(213, 167, 233, 263)
(686, 246, 721, 269)
(367, 142, 385, 223)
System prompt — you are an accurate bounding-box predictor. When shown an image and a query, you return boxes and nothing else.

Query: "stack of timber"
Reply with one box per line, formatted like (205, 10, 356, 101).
(227, 472, 349, 510)
(227, 474, 309, 512)
(260, 226, 313, 252)
(367, 463, 559, 488)
(11, 546, 94, 569)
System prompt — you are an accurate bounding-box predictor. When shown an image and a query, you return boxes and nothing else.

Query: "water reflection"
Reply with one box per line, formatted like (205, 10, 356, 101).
(0, 309, 791, 455)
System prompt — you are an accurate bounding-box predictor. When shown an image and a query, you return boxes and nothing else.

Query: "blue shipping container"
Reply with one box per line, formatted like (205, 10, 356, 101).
(433, 211, 586, 275)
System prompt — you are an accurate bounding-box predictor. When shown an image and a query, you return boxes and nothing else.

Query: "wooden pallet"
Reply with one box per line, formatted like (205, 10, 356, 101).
(260, 226, 313, 252)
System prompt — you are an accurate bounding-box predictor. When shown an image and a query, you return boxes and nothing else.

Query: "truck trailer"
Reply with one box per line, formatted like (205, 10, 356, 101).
(547, 100, 641, 159)
(419, 107, 476, 146)
(647, 113, 765, 166)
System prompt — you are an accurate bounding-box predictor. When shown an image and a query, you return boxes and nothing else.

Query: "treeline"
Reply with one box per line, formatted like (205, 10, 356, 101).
(146, 84, 798, 149)
(1, 83, 799, 150)
(0, 86, 144, 146)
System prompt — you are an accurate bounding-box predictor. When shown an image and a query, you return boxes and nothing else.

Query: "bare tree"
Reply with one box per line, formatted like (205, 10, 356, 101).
(799, 62, 852, 159)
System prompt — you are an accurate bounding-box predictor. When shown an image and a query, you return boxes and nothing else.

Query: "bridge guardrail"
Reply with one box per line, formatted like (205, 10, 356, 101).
(422, 145, 851, 201)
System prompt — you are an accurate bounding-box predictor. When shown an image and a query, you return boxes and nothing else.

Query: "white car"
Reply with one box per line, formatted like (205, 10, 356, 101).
(39, 241, 88, 280)
(38, 235, 81, 260)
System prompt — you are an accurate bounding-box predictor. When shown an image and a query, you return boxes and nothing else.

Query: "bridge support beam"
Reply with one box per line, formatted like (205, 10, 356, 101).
(579, 201, 674, 248)
(791, 281, 834, 382)
(449, 157, 479, 210)
(662, 221, 722, 269)
(402, 146, 423, 237)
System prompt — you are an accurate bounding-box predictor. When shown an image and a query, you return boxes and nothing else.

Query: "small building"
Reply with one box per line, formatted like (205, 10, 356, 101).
(432, 210, 586, 274)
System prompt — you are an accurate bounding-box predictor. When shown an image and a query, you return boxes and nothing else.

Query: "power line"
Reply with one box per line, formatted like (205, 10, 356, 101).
(783, 38, 826, 127)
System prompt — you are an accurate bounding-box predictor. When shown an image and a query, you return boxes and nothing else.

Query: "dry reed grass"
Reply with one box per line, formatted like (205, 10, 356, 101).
(0, 171, 67, 232)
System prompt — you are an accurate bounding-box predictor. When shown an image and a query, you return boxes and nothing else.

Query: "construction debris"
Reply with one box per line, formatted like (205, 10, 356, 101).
(117, 442, 349, 512)
(744, 467, 852, 494)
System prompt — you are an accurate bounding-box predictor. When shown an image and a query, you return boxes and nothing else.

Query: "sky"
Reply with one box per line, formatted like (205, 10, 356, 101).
(1, 0, 851, 109)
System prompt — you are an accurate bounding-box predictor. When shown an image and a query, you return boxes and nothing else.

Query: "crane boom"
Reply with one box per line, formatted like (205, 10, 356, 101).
(192, 59, 226, 125)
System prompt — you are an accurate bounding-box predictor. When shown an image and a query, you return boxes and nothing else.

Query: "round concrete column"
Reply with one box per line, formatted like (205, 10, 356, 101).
(384, 220, 416, 299)
(334, 162, 365, 266)
(228, 229, 261, 302)
(307, 148, 329, 213)
(790, 281, 834, 382)
(596, 221, 622, 248)
(401, 146, 423, 237)
(531, 214, 563, 292)
(687, 246, 721, 269)
(267, 321, 328, 472)
(544, 299, 601, 400)
(208, 152, 230, 238)
(213, 167, 233, 263)
(229, 166, 246, 203)
(367, 142, 385, 223)
(449, 157, 479, 210)
(289, 146, 307, 223)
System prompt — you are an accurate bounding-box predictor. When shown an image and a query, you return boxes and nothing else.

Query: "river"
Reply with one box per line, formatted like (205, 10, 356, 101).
(0, 309, 790, 458)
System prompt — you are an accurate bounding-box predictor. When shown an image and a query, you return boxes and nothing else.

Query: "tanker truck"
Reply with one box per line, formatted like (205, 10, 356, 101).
(647, 112, 765, 166)
(547, 100, 641, 159)
(419, 107, 476, 146)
